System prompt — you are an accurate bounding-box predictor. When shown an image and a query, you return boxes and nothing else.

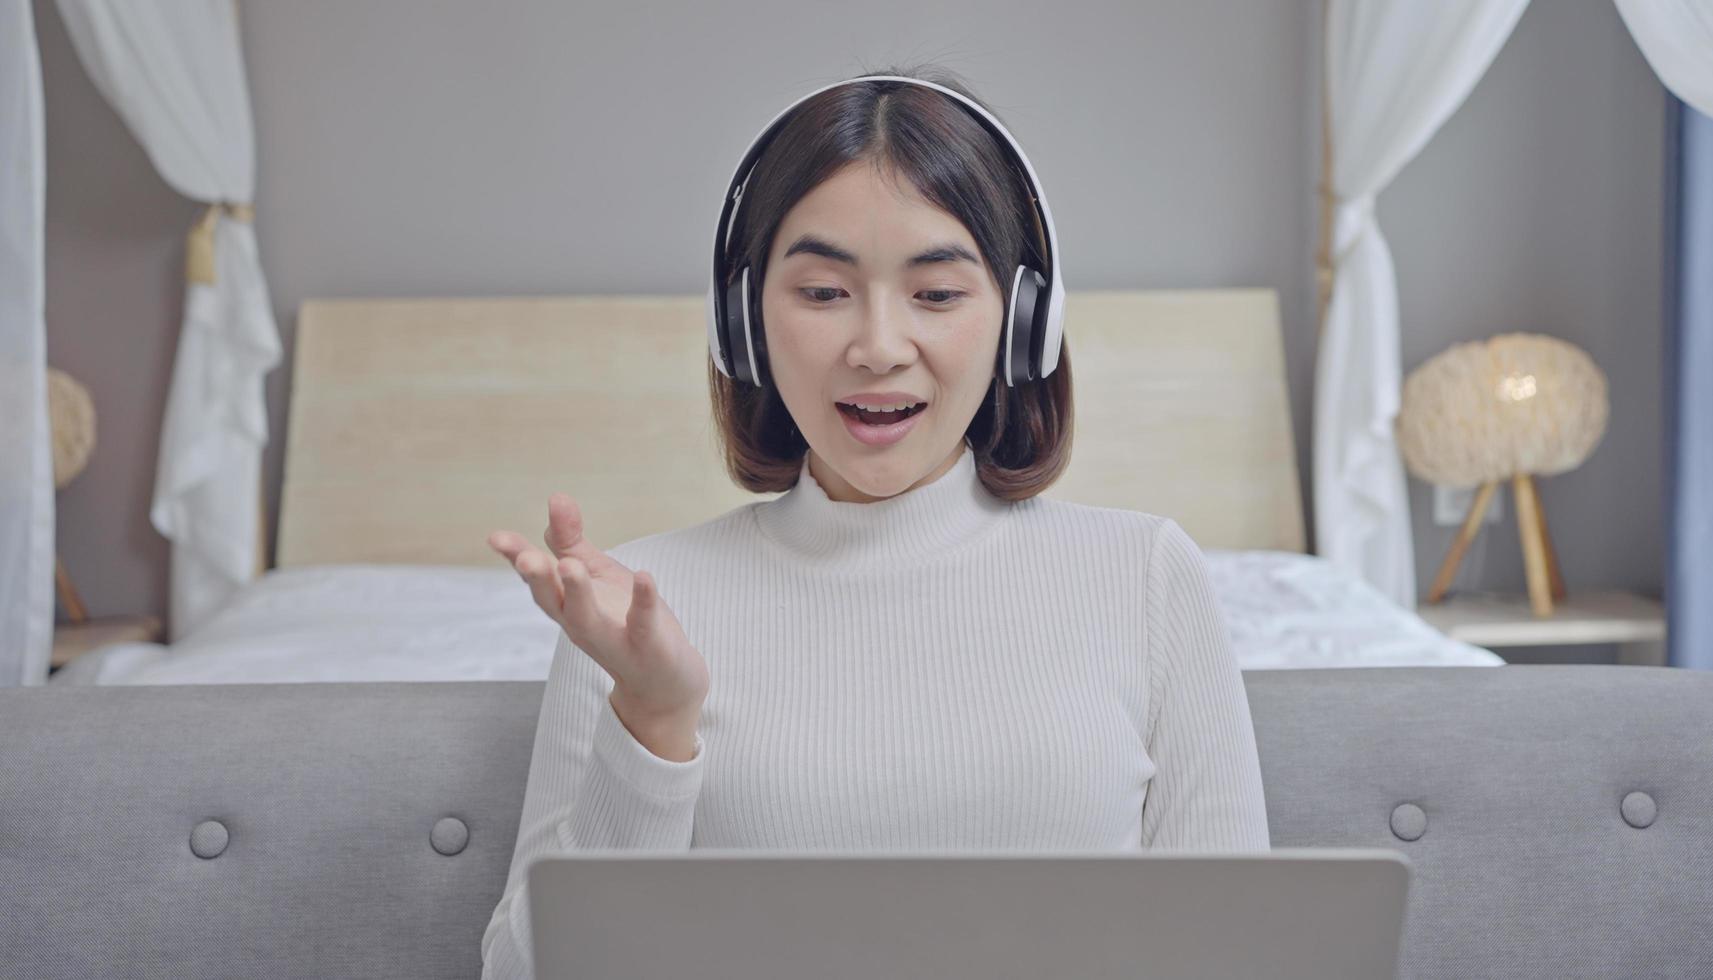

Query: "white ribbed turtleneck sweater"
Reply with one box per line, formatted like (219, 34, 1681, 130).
(482, 443, 1270, 978)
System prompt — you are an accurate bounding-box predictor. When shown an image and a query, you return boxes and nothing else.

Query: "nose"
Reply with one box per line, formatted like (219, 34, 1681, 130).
(845, 291, 919, 374)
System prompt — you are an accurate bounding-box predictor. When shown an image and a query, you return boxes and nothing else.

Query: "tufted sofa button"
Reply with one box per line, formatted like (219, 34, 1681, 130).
(431, 816, 469, 856)
(1389, 803, 1426, 841)
(1621, 791, 1656, 829)
(189, 819, 229, 859)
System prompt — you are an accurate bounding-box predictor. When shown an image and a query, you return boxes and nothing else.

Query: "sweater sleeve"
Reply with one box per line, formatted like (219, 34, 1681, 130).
(1138, 518, 1271, 852)
(481, 630, 706, 979)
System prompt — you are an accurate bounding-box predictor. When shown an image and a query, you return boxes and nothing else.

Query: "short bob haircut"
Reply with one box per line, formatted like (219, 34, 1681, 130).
(708, 62, 1074, 502)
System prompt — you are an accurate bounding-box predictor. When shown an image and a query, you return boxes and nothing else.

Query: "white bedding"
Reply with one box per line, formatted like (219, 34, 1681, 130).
(49, 549, 1502, 686)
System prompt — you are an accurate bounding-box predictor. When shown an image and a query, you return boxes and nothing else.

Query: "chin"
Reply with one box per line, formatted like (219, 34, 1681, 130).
(822, 450, 920, 497)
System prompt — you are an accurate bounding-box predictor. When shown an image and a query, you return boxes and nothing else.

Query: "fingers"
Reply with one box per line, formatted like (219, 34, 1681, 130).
(544, 493, 586, 559)
(513, 547, 565, 621)
(557, 556, 601, 633)
(490, 530, 557, 613)
(486, 531, 524, 561)
(625, 570, 656, 636)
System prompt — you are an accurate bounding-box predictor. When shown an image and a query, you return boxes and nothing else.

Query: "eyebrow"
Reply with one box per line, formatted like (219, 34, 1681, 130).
(782, 233, 980, 269)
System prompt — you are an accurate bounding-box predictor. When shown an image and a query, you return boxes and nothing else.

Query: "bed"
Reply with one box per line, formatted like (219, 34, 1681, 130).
(49, 288, 1502, 686)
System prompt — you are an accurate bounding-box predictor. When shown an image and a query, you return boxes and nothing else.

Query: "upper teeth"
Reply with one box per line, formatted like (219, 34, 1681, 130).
(846, 402, 919, 412)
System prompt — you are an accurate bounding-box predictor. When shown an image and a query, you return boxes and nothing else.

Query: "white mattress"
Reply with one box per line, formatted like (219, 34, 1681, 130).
(49, 550, 1502, 686)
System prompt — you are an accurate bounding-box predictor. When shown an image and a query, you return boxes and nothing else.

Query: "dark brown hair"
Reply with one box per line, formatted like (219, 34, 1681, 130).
(708, 62, 1074, 501)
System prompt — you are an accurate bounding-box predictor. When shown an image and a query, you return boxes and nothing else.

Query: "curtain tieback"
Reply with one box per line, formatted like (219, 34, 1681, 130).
(186, 201, 256, 285)
(1314, 180, 1337, 307)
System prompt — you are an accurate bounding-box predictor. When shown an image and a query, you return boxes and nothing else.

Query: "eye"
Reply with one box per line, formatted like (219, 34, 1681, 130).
(799, 287, 845, 304)
(795, 287, 969, 307)
(919, 290, 967, 306)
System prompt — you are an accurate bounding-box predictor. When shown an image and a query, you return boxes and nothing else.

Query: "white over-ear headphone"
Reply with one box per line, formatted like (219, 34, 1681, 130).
(707, 75, 1065, 389)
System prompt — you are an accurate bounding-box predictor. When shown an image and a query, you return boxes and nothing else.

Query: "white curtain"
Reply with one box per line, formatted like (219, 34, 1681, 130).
(1614, 0, 1713, 118)
(0, 0, 53, 687)
(55, 0, 280, 640)
(1315, 0, 1530, 607)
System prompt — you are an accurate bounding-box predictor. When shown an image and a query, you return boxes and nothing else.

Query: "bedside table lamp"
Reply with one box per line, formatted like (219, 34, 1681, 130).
(1397, 333, 1609, 617)
(48, 367, 96, 622)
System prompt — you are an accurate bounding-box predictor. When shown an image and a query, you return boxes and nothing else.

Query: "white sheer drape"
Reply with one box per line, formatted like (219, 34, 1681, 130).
(0, 0, 53, 687)
(55, 0, 280, 639)
(1315, 0, 1530, 607)
(1614, 0, 1713, 118)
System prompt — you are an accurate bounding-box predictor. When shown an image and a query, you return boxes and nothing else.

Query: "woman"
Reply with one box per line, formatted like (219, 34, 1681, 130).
(480, 65, 1269, 979)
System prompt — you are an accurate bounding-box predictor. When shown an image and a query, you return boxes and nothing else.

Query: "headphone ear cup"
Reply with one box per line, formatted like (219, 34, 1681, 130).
(723, 267, 756, 385)
(745, 267, 770, 387)
(1002, 266, 1046, 386)
(1027, 271, 1051, 375)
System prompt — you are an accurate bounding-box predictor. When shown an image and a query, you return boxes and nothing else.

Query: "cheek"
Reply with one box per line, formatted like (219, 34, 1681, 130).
(758, 295, 834, 407)
(939, 298, 1005, 379)
(759, 305, 825, 373)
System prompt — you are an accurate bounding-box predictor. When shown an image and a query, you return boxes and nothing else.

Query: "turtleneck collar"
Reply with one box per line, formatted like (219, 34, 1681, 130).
(753, 442, 1012, 569)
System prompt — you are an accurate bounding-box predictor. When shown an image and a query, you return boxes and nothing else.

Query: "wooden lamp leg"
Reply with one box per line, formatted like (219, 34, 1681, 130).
(54, 555, 89, 623)
(256, 481, 269, 576)
(1512, 473, 1554, 617)
(1531, 481, 1567, 600)
(1427, 480, 1497, 603)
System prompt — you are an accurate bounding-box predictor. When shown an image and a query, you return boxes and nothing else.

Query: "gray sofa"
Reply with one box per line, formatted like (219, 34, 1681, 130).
(4, 665, 1710, 980)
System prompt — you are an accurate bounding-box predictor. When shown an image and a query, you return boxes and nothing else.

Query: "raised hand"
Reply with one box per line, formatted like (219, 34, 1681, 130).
(488, 494, 708, 755)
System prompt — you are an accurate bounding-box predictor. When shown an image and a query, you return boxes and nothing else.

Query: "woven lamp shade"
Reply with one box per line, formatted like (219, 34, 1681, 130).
(47, 367, 99, 624)
(48, 367, 97, 490)
(1401, 333, 1609, 617)
(1397, 332, 1608, 487)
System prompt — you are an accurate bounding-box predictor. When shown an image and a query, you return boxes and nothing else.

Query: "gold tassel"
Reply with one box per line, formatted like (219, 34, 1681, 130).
(185, 201, 256, 285)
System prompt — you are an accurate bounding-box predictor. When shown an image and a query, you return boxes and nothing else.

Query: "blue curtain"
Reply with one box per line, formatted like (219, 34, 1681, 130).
(1665, 97, 1712, 671)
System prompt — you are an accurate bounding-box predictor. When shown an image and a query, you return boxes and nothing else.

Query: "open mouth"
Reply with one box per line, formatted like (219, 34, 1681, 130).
(835, 402, 928, 426)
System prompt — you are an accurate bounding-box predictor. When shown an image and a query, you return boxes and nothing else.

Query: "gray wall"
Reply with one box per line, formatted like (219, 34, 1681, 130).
(42, 0, 1664, 649)
(1387, 0, 1668, 617)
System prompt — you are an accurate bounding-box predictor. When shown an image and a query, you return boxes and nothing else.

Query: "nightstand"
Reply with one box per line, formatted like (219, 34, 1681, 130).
(1417, 591, 1667, 667)
(50, 614, 164, 672)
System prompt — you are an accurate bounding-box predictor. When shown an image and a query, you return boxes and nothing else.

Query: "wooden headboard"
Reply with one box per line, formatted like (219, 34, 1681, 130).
(275, 289, 1303, 567)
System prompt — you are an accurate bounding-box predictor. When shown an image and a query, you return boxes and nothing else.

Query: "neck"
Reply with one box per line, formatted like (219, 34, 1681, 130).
(753, 442, 1011, 569)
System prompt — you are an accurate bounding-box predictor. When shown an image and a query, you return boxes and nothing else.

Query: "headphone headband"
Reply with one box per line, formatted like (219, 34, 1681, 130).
(708, 75, 1065, 388)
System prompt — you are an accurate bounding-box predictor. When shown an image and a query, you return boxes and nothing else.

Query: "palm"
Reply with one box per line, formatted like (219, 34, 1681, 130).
(559, 540, 636, 625)
(581, 564, 635, 625)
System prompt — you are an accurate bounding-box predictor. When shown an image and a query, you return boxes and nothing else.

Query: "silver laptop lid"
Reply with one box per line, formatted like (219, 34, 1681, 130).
(529, 847, 1411, 980)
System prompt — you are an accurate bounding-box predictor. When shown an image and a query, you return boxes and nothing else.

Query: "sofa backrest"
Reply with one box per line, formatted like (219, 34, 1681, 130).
(3, 665, 1708, 980)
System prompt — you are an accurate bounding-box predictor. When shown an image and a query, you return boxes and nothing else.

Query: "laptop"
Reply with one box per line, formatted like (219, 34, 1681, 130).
(529, 847, 1411, 980)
